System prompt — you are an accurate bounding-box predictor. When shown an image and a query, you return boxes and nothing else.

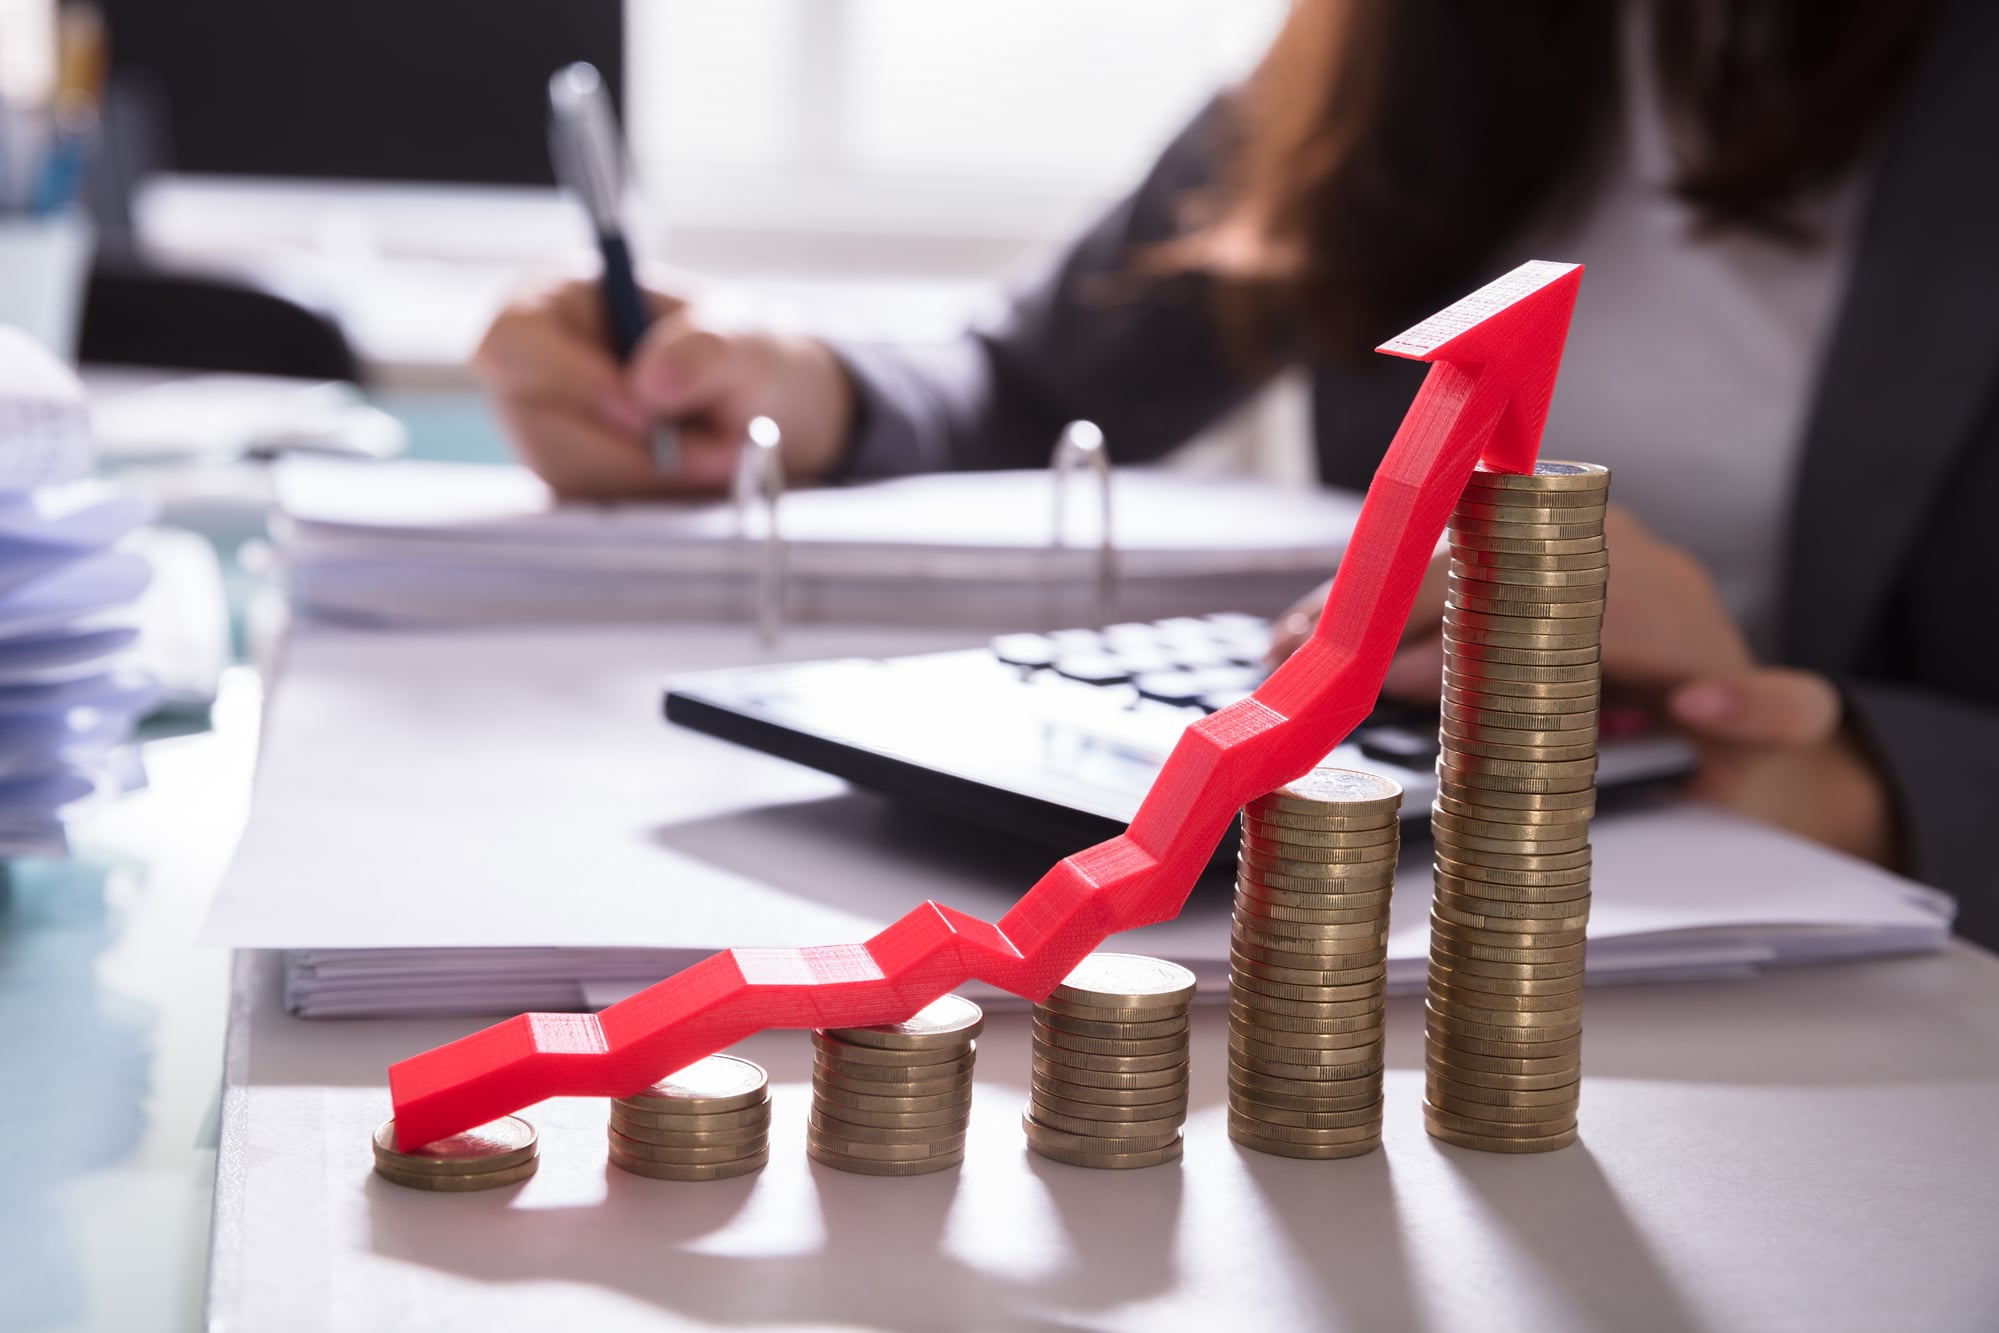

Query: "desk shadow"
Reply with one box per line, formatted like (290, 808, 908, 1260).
(1235, 1145, 1430, 1333)
(1022, 1148, 1184, 1313)
(362, 1157, 1129, 1332)
(1435, 1140, 1710, 1333)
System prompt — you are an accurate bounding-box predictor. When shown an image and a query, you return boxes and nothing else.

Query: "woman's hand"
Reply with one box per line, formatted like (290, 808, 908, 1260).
(472, 277, 856, 499)
(1267, 504, 1898, 863)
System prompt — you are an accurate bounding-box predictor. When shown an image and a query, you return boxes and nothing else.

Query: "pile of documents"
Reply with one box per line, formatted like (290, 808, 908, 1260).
(270, 457, 1368, 628)
(0, 330, 159, 855)
(203, 625, 1956, 1017)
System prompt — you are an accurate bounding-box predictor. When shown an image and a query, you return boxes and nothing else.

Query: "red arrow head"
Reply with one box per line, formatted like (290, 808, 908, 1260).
(1375, 260, 1583, 474)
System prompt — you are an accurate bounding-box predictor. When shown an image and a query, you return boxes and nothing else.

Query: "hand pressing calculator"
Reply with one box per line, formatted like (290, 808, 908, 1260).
(664, 614, 1696, 857)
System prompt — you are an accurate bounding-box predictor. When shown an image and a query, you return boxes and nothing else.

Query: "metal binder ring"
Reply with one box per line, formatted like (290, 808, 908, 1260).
(734, 416, 786, 648)
(1050, 420, 1116, 628)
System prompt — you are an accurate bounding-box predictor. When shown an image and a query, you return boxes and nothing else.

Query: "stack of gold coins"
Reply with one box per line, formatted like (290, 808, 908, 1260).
(608, 1053, 772, 1180)
(1228, 768, 1400, 1159)
(809, 994, 982, 1176)
(1425, 460, 1609, 1154)
(372, 1115, 539, 1191)
(1025, 953, 1194, 1169)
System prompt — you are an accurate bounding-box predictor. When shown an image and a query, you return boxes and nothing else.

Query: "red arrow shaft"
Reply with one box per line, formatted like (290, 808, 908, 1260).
(388, 264, 1579, 1150)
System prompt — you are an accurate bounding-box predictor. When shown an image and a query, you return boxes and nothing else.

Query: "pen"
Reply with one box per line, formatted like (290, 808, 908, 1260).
(546, 62, 680, 475)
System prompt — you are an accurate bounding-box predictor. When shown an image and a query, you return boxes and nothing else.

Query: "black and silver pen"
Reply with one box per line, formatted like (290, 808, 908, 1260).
(547, 61, 680, 474)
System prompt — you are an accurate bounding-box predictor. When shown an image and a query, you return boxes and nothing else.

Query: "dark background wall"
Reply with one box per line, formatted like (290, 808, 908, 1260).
(96, 0, 623, 185)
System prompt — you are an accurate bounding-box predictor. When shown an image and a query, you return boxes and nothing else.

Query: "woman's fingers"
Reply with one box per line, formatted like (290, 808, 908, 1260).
(1669, 668, 1842, 747)
(1381, 635, 1445, 703)
(493, 401, 661, 500)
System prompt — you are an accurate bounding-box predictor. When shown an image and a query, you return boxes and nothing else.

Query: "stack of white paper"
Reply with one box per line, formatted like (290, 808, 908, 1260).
(270, 457, 1366, 628)
(0, 332, 161, 855)
(202, 625, 1955, 1017)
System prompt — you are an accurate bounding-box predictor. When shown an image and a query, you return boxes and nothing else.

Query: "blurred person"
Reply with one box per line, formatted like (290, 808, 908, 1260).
(474, 0, 1999, 942)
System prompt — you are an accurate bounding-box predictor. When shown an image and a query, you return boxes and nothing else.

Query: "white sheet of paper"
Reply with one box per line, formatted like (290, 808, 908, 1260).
(203, 625, 1952, 999)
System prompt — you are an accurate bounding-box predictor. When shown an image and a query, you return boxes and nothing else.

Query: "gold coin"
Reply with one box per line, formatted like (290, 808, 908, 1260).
(1449, 559, 1609, 589)
(1227, 1092, 1382, 1130)
(1233, 913, 1391, 942)
(806, 1143, 962, 1176)
(372, 1115, 537, 1174)
(812, 1082, 973, 1116)
(1432, 901, 1592, 936)
(828, 993, 985, 1052)
(615, 1054, 770, 1116)
(1240, 839, 1404, 868)
(804, 1099, 966, 1130)
(1451, 536, 1608, 562)
(1423, 1117, 1579, 1154)
(1030, 1043, 1187, 1074)
(807, 1126, 968, 1162)
(812, 1049, 976, 1083)
(1234, 893, 1391, 928)
(1242, 820, 1401, 854)
(1451, 498, 1607, 526)
(1243, 804, 1402, 833)
(1426, 1014, 1585, 1050)
(1228, 1021, 1384, 1054)
(1428, 981, 1584, 1020)
(1430, 914, 1589, 953)
(1026, 1100, 1187, 1138)
(609, 1100, 772, 1133)
(1450, 548, 1609, 576)
(1227, 1121, 1380, 1160)
(1440, 768, 1598, 798)
(1426, 946, 1586, 982)
(1233, 932, 1389, 969)
(1434, 848, 1593, 880)
(1445, 659, 1603, 691)
(1030, 1072, 1190, 1108)
(1432, 822, 1594, 857)
(1433, 801, 1597, 835)
(1425, 1052, 1580, 1090)
(1422, 1100, 1578, 1138)
(1021, 1111, 1183, 1155)
(1235, 879, 1396, 913)
(809, 1108, 968, 1147)
(1441, 704, 1601, 738)
(1033, 1008, 1189, 1041)
(1462, 460, 1611, 492)
(1434, 888, 1594, 923)
(1438, 719, 1604, 755)
(1229, 987, 1383, 1021)
(1232, 969, 1386, 1004)
(1029, 1018, 1187, 1059)
(372, 1157, 538, 1192)
(1424, 1024, 1584, 1060)
(1426, 1072, 1581, 1109)
(1441, 633, 1601, 668)
(1449, 519, 1606, 546)
(1435, 779, 1598, 809)
(1254, 767, 1404, 819)
(812, 1062, 975, 1100)
(1030, 1085, 1190, 1122)
(1443, 672, 1603, 702)
(1427, 935, 1587, 969)
(1227, 1105, 1383, 1144)
(1225, 1073, 1382, 1113)
(1425, 1042, 1582, 1076)
(1028, 1136, 1185, 1170)
(1441, 615, 1605, 651)
(1030, 1053, 1187, 1091)
(1236, 864, 1400, 897)
(607, 1116, 768, 1150)
(1425, 1090, 1582, 1126)
(609, 1145, 770, 1181)
(1227, 1041, 1386, 1079)
(1431, 805, 1594, 841)
(1227, 1000, 1384, 1035)
(1046, 953, 1197, 1015)
(1229, 947, 1388, 989)
(607, 1128, 772, 1166)
(1228, 1050, 1384, 1087)
(811, 1033, 976, 1068)
(1438, 735, 1600, 766)
(1427, 995, 1584, 1031)
(1428, 961, 1586, 997)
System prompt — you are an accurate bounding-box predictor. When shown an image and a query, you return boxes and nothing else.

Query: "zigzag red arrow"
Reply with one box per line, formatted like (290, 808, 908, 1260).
(388, 260, 1584, 1150)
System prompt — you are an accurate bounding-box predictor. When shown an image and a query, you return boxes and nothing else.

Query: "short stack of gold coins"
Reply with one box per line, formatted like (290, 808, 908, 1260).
(1228, 767, 1400, 1159)
(1425, 460, 1610, 1153)
(372, 1114, 540, 1191)
(809, 994, 982, 1176)
(608, 1052, 772, 1180)
(1025, 953, 1195, 1169)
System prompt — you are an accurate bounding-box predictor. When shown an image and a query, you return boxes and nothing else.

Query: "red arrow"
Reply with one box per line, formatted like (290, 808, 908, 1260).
(388, 260, 1583, 1150)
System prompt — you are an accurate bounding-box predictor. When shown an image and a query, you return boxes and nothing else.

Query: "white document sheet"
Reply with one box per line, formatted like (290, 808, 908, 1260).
(203, 624, 1952, 1018)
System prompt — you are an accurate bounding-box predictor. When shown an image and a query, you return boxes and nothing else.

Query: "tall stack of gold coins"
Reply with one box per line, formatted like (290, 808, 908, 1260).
(1025, 953, 1194, 1169)
(1228, 768, 1400, 1159)
(1425, 460, 1609, 1153)
(372, 1114, 540, 1191)
(608, 1053, 772, 1180)
(809, 994, 982, 1176)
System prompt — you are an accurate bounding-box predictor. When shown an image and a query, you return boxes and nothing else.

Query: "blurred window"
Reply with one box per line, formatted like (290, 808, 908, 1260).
(627, 0, 1285, 247)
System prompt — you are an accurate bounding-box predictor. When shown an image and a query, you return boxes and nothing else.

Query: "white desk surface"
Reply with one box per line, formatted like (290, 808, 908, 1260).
(209, 941, 1999, 1333)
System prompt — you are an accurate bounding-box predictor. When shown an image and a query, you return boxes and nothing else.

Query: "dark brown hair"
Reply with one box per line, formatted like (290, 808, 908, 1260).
(1185, 0, 1938, 362)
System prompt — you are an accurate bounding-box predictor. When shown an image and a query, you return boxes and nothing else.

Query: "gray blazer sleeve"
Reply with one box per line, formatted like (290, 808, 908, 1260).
(834, 99, 1271, 476)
